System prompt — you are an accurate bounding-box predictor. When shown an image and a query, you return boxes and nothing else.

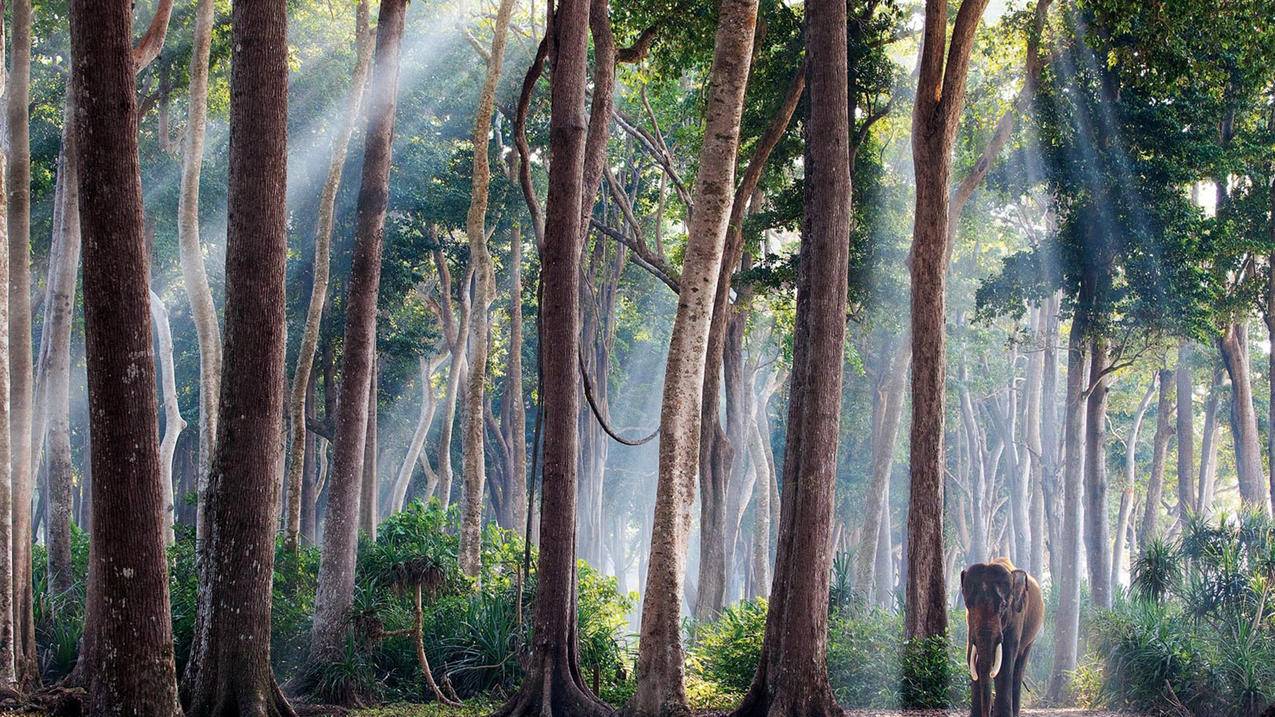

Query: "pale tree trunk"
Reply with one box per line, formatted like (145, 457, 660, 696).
(38, 125, 81, 604)
(285, 0, 374, 552)
(873, 480, 895, 607)
(491, 1, 605, 712)
(310, 0, 408, 662)
(1084, 339, 1112, 609)
(628, 2, 757, 712)
(7, 0, 36, 682)
(458, 0, 517, 577)
(1197, 363, 1223, 515)
(904, 0, 988, 650)
(71, 0, 182, 704)
(180, 0, 291, 707)
(1025, 305, 1046, 579)
(747, 412, 770, 601)
(436, 268, 472, 508)
(150, 291, 187, 546)
(960, 366, 987, 563)
(1176, 342, 1195, 523)
(1112, 375, 1154, 591)
(1040, 292, 1063, 583)
(1140, 370, 1173, 550)
(730, 5, 850, 709)
(504, 227, 528, 537)
(179, 0, 224, 554)
(0, 10, 12, 686)
(1047, 327, 1087, 703)
(390, 353, 445, 513)
(1219, 322, 1270, 510)
(360, 356, 378, 539)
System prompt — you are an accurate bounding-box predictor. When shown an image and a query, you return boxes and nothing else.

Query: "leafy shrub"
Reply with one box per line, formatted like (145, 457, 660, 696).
(687, 598, 767, 693)
(1092, 511, 1275, 717)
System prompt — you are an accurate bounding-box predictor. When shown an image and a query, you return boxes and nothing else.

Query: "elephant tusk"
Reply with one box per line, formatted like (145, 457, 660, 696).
(968, 643, 978, 682)
(990, 643, 1003, 679)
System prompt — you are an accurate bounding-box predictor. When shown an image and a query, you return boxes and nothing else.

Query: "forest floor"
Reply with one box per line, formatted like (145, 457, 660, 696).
(346, 705, 1137, 717)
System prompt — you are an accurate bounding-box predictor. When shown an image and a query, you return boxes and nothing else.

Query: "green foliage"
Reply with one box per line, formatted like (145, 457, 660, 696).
(687, 598, 767, 694)
(1092, 512, 1275, 716)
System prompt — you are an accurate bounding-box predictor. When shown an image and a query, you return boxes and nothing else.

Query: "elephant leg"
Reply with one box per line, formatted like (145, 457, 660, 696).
(992, 636, 1019, 717)
(1012, 643, 1034, 717)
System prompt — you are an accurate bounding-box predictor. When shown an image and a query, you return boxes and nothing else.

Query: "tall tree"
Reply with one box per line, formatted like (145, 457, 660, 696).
(70, 0, 181, 705)
(1176, 343, 1195, 522)
(1218, 321, 1269, 509)
(150, 291, 185, 545)
(904, 0, 988, 652)
(178, 0, 223, 546)
(627, 0, 758, 712)
(1084, 341, 1112, 609)
(492, 1, 606, 714)
(180, 0, 291, 709)
(1140, 369, 1174, 549)
(285, 0, 374, 552)
(6, 0, 34, 682)
(459, 0, 518, 577)
(731, 0, 850, 710)
(0, 10, 11, 688)
(310, 0, 408, 661)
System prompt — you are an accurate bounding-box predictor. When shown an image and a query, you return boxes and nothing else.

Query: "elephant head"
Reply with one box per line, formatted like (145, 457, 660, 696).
(961, 562, 1029, 716)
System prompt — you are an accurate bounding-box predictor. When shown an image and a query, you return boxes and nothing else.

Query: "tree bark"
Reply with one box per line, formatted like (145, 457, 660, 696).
(459, 0, 518, 577)
(390, 353, 445, 513)
(492, 1, 608, 713)
(1039, 292, 1063, 583)
(180, 0, 291, 709)
(1176, 342, 1195, 522)
(1197, 363, 1223, 515)
(1112, 375, 1154, 592)
(38, 125, 81, 604)
(7, 0, 36, 682)
(731, 5, 849, 710)
(0, 12, 12, 687)
(436, 268, 471, 508)
(360, 356, 379, 539)
(1084, 339, 1112, 609)
(1025, 306, 1046, 579)
(904, 0, 988, 650)
(1140, 370, 1173, 550)
(70, 0, 182, 706)
(178, 0, 224, 554)
(310, 0, 407, 662)
(747, 411, 770, 601)
(1218, 322, 1269, 510)
(504, 226, 529, 537)
(1047, 326, 1087, 703)
(150, 291, 186, 546)
(627, 2, 757, 712)
(285, 0, 374, 552)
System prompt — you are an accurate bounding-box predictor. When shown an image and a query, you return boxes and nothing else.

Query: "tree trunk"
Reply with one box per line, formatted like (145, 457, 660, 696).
(1039, 292, 1063, 583)
(150, 291, 186, 546)
(731, 5, 849, 710)
(0, 11, 12, 687)
(459, 0, 517, 577)
(310, 0, 407, 662)
(1197, 363, 1223, 515)
(492, 1, 607, 713)
(360, 356, 379, 539)
(1176, 342, 1195, 523)
(1084, 339, 1112, 609)
(285, 0, 373, 552)
(180, 0, 291, 709)
(747, 411, 770, 601)
(1218, 322, 1269, 510)
(391, 353, 444, 513)
(38, 124, 82, 604)
(7, 0, 36, 682)
(873, 479, 895, 607)
(1112, 375, 1154, 592)
(1024, 305, 1046, 579)
(504, 227, 529, 537)
(904, 0, 989, 653)
(178, 0, 224, 555)
(70, 0, 181, 706)
(1047, 326, 1087, 703)
(435, 260, 472, 508)
(1140, 370, 1173, 550)
(628, 2, 757, 712)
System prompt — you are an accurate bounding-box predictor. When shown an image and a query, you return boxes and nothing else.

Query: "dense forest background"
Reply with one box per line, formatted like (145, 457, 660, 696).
(0, 0, 1273, 715)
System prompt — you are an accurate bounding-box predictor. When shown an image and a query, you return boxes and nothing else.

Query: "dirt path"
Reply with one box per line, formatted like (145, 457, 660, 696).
(843, 711, 1133, 717)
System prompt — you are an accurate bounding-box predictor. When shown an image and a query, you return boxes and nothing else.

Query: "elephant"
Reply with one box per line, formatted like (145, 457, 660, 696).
(960, 557, 1044, 717)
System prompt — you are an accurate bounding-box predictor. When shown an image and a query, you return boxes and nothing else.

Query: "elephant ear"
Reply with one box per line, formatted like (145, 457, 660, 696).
(1010, 570, 1028, 612)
